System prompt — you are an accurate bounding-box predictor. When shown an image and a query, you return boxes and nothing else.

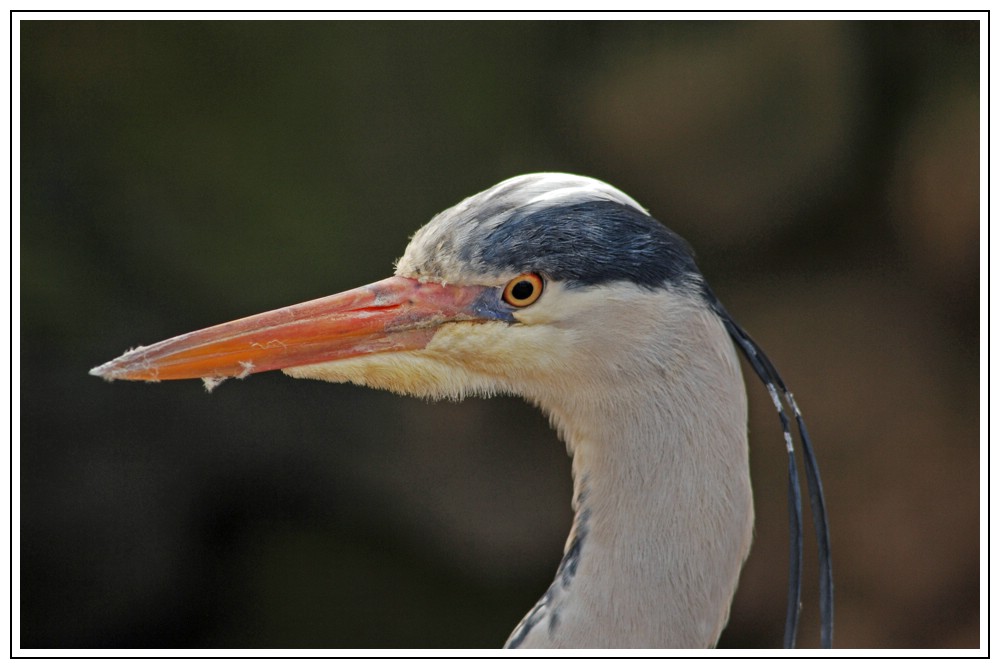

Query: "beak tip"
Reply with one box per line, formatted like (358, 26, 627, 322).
(90, 363, 114, 380)
(89, 356, 160, 383)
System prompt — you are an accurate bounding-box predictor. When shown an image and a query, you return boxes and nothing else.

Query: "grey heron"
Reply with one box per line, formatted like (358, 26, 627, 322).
(91, 173, 832, 649)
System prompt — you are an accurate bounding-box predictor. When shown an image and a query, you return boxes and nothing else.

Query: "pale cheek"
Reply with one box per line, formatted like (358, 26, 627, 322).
(427, 322, 576, 383)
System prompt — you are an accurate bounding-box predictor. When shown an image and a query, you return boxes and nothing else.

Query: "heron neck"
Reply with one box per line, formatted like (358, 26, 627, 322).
(508, 308, 754, 648)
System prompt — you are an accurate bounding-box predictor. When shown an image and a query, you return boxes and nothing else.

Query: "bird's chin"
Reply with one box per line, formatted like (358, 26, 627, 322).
(282, 350, 505, 401)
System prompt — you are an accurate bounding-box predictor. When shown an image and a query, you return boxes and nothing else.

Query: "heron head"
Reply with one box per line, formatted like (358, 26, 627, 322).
(91, 173, 707, 400)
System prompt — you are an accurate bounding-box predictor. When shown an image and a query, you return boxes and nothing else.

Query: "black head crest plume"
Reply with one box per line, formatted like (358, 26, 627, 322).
(709, 295, 834, 649)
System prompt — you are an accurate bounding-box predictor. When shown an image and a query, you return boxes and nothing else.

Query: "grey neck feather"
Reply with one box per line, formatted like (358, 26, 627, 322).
(505, 299, 754, 649)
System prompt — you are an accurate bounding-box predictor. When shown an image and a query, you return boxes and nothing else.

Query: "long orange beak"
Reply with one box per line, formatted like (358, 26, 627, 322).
(90, 276, 497, 385)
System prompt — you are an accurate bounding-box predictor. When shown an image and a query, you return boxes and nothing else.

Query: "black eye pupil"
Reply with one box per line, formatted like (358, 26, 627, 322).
(511, 280, 534, 301)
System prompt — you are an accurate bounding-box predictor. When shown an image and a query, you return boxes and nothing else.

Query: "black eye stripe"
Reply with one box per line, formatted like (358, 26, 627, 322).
(470, 201, 700, 289)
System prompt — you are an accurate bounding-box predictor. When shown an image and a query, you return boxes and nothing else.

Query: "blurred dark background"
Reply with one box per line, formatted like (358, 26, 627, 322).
(19, 19, 980, 650)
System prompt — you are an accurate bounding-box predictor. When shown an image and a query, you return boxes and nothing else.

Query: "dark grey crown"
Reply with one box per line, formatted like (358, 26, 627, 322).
(396, 173, 703, 291)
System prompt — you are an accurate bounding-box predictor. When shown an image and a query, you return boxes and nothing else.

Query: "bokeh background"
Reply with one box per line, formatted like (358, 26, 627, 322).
(19, 19, 981, 650)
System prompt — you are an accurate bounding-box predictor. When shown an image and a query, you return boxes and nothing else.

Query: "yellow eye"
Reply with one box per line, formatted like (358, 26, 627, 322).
(502, 273, 544, 308)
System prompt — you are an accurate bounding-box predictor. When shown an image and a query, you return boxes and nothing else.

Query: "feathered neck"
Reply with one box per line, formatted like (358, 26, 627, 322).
(506, 302, 754, 648)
